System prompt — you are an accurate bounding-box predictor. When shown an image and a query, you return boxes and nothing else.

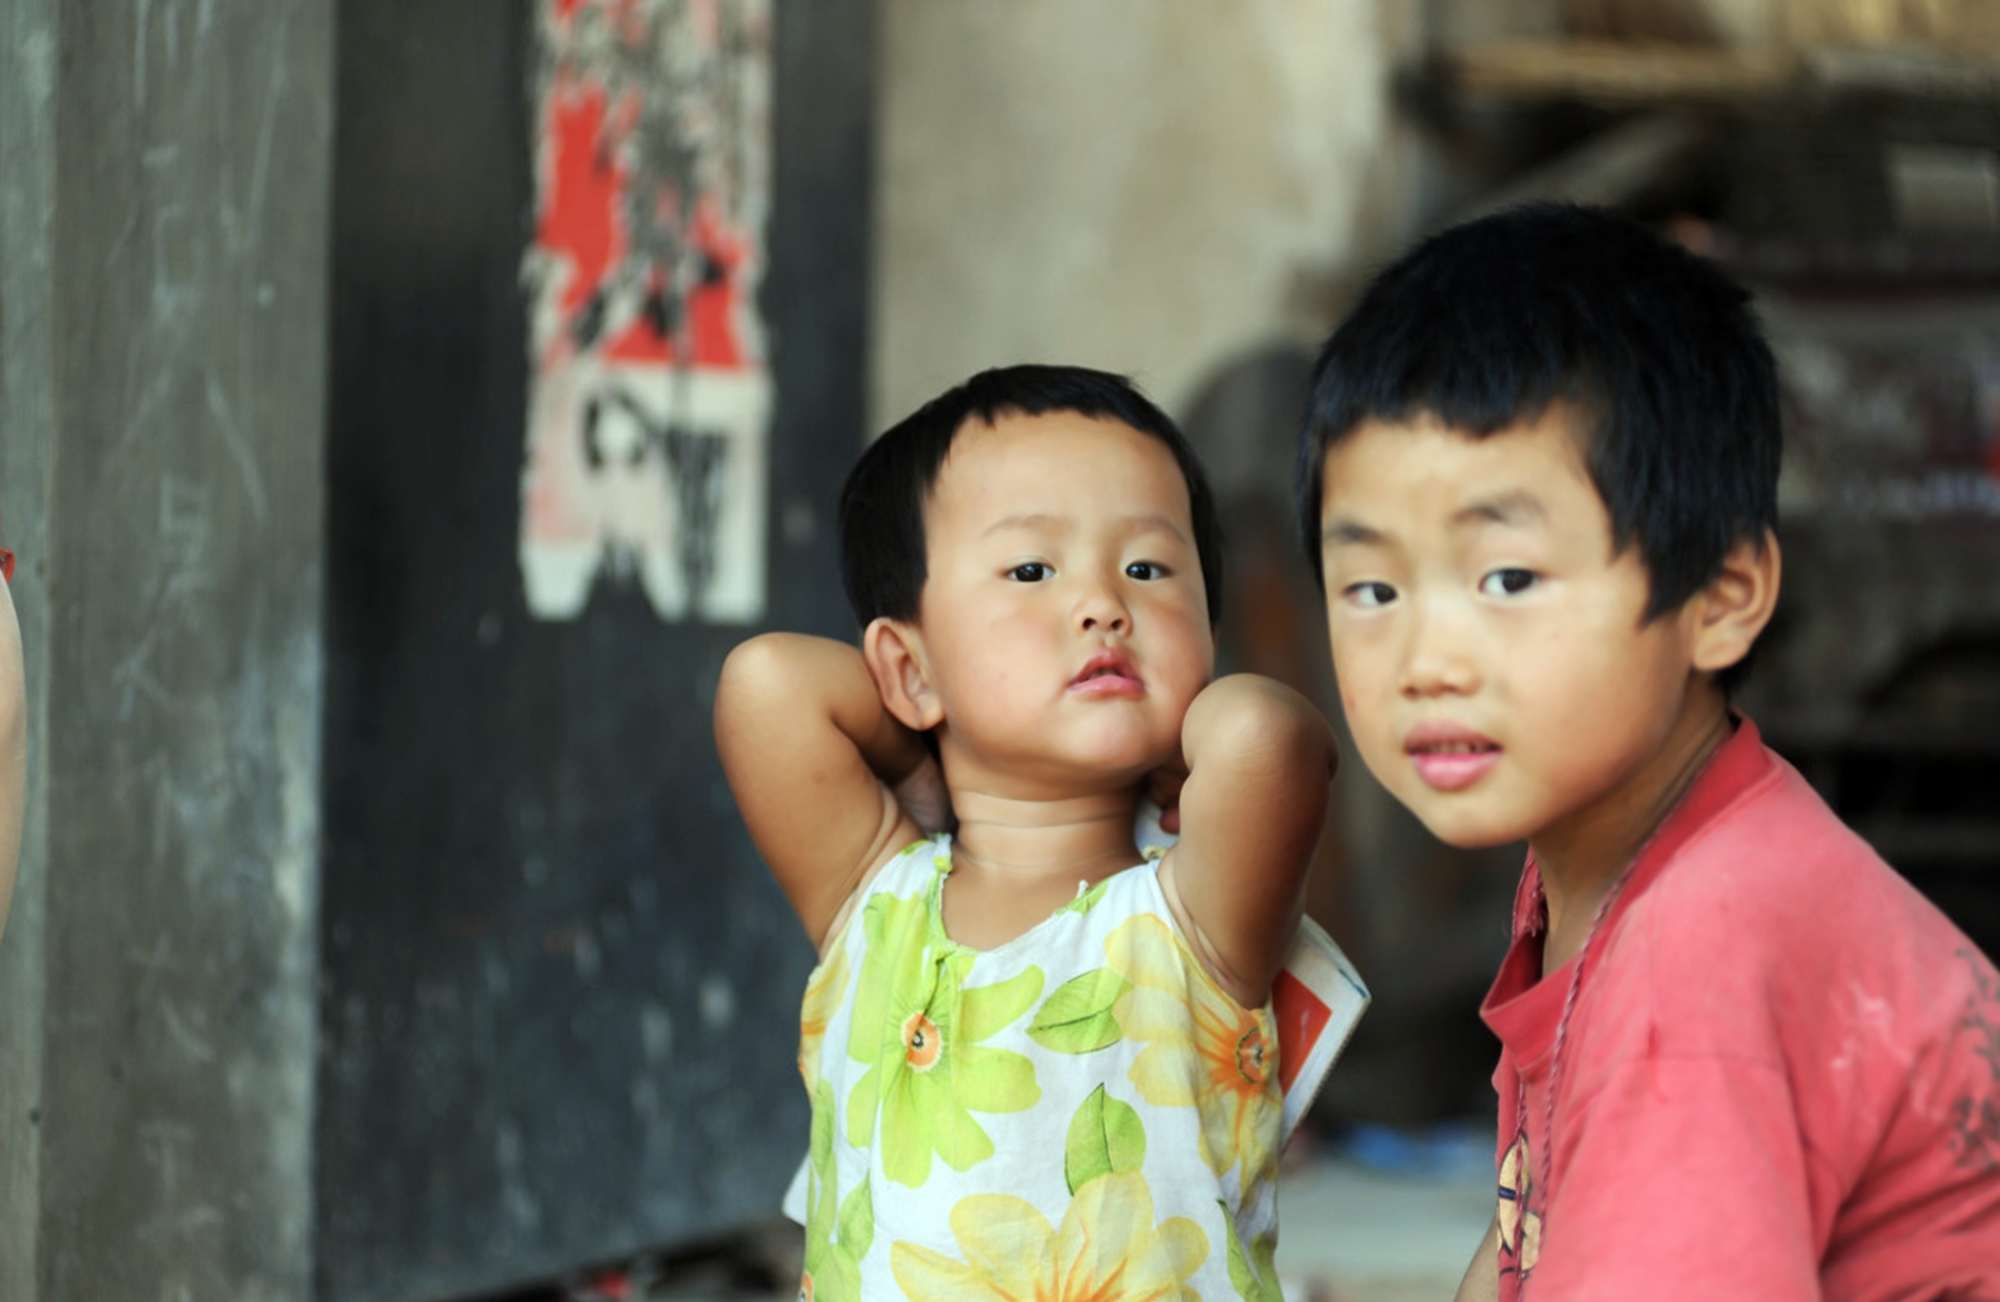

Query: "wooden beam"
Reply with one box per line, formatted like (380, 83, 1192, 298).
(1448, 39, 1793, 105)
(1453, 109, 1716, 223)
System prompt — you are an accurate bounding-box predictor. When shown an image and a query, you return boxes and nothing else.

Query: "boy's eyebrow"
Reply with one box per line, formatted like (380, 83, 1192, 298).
(1452, 491, 1547, 528)
(1321, 492, 1545, 547)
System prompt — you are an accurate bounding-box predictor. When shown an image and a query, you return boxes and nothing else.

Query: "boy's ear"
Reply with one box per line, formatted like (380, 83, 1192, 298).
(1690, 530, 1781, 675)
(862, 617, 944, 732)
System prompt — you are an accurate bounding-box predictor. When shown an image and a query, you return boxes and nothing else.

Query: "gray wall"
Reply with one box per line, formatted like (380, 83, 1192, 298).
(0, 2, 59, 1299)
(870, 0, 1430, 426)
(0, 1, 332, 1298)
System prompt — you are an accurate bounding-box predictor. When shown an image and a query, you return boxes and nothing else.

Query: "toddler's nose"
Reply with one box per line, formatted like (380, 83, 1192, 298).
(1075, 579, 1131, 634)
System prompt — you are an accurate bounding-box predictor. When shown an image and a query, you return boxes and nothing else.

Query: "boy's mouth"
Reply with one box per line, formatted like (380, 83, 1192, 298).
(1404, 723, 1501, 792)
(1069, 649, 1145, 698)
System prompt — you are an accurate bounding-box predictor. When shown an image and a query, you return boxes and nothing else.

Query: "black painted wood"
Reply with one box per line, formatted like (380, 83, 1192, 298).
(317, 4, 871, 1298)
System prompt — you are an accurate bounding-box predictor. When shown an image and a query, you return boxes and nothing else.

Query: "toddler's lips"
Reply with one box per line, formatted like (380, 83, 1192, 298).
(1069, 673, 1145, 698)
(1405, 726, 1501, 792)
(1070, 650, 1145, 698)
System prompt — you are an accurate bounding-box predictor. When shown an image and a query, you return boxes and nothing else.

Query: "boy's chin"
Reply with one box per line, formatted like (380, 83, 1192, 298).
(1405, 800, 1530, 852)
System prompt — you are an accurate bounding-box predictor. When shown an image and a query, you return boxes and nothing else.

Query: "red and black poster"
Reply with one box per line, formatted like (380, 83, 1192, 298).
(522, 0, 773, 622)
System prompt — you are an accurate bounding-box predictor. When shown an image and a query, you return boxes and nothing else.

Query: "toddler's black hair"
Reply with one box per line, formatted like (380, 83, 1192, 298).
(840, 364, 1224, 628)
(1296, 203, 1780, 691)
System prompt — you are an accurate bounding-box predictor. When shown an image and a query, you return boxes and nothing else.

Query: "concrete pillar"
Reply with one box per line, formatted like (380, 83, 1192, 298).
(0, 1, 332, 1298)
(0, 2, 59, 1299)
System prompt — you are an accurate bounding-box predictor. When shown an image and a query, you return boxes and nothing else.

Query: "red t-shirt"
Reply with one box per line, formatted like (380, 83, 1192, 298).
(1482, 717, 2000, 1301)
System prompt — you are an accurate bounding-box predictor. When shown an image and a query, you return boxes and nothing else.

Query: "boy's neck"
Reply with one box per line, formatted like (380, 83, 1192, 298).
(1530, 691, 1733, 974)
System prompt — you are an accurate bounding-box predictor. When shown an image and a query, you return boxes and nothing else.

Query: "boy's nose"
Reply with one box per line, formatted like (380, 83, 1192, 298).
(1399, 599, 1478, 697)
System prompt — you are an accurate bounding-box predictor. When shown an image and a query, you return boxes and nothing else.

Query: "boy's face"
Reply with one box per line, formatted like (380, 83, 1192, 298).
(910, 411, 1214, 795)
(1316, 405, 1714, 851)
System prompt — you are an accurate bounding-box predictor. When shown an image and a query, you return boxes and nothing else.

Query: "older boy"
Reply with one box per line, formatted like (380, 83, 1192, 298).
(1298, 205, 2000, 1300)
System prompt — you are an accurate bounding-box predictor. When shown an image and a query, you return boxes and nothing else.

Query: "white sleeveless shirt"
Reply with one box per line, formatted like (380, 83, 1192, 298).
(791, 833, 1356, 1301)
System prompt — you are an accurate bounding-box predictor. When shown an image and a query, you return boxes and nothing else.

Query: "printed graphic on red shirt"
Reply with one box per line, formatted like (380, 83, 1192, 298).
(1948, 946, 2000, 1176)
(1497, 1131, 1543, 1288)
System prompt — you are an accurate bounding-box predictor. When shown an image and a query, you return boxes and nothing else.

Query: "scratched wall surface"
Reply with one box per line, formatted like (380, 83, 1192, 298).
(0, 0, 57, 1298)
(317, 3, 871, 1299)
(21, 2, 333, 1301)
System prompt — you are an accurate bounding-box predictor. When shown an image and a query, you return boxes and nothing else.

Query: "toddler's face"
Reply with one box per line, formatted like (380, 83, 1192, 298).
(1316, 405, 1706, 851)
(913, 412, 1214, 796)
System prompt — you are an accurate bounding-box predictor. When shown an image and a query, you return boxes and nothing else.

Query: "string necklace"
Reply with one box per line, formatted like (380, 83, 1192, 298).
(1509, 823, 1663, 1296)
(1507, 723, 1730, 1296)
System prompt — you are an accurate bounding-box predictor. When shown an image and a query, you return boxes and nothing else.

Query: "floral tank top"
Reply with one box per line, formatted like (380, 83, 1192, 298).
(792, 833, 1304, 1302)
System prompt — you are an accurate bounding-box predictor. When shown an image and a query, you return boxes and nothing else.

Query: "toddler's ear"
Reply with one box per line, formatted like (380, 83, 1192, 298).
(1691, 529, 1781, 675)
(862, 618, 944, 732)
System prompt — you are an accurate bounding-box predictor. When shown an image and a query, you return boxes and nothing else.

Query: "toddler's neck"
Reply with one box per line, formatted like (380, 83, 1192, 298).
(934, 784, 1147, 951)
(947, 784, 1145, 889)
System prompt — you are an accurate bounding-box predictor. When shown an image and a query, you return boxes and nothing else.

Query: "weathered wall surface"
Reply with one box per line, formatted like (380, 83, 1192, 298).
(0, 1, 332, 1298)
(871, 0, 1426, 426)
(0, 1, 58, 1298)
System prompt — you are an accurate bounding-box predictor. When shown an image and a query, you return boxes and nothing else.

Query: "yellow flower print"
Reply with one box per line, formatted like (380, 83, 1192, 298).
(845, 890, 1044, 1187)
(1104, 914, 1280, 1178)
(891, 1171, 1208, 1302)
(799, 940, 852, 1094)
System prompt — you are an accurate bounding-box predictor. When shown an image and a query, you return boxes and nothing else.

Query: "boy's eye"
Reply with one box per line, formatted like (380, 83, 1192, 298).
(1008, 562, 1052, 583)
(1125, 561, 1166, 581)
(1479, 568, 1537, 597)
(1344, 581, 1397, 609)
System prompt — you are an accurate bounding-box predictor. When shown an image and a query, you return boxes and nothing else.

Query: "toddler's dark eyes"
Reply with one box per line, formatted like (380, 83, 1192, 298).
(1009, 562, 1051, 582)
(1480, 568, 1537, 597)
(1125, 562, 1166, 580)
(1345, 581, 1396, 609)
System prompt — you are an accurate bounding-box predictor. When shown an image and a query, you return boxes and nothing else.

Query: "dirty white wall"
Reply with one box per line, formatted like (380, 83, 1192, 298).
(871, 0, 1431, 425)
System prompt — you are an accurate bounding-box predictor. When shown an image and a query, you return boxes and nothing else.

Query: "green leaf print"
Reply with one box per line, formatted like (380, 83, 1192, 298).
(810, 1080, 836, 1176)
(1028, 966, 1132, 1055)
(844, 896, 1046, 1187)
(958, 965, 1045, 1043)
(1060, 874, 1115, 915)
(1063, 1085, 1147, 1194)
(1224, 1203, 1282, 1302)
(804, 1081, 864, 1302)
(837, 1180, 874, 1259)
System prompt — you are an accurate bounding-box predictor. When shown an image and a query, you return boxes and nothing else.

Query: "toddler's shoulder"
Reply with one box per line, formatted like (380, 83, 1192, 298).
(818, 830, 950, 955)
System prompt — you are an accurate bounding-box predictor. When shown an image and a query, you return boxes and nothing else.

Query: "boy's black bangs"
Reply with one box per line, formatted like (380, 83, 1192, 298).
(1295, 204, 1780, 692)
(1296, 292, 1606, 571)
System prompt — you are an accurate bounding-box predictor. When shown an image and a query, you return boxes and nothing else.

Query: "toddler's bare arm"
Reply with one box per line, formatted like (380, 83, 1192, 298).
(714, 633, 925, 950)
(1161, 674, 1336, 1007)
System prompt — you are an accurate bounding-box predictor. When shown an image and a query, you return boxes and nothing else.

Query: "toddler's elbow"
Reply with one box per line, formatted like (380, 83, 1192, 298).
(1193, 675, 1337, 779)
(716, 633, 803, 725)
